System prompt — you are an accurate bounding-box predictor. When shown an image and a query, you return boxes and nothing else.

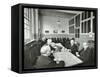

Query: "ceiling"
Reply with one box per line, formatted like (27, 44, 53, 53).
(39, 9, 83, 19)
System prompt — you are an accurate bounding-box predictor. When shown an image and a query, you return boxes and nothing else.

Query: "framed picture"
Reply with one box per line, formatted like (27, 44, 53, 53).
(45, 30, 49, 33)
(53, 30, 58, 33)
(61, 30, 65, 33)
(11, 3, 98, 73)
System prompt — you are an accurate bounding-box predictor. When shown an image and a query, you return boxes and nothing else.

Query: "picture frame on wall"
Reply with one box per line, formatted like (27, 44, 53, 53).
(53, 30, 58, 33)
(11, 3, 98, 73)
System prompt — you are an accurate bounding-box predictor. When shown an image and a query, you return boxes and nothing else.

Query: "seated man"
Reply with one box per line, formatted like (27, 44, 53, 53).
(47, 39, 65, 52)
(38, 37, 47, 47)
(34, 45, 65, 69)
(70, 39, 78, 56)
(78, 42, 94, 66)
(64, 38, 70, 49)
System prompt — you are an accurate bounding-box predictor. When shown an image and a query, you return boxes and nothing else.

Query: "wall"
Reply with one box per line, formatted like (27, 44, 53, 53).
(40, 14, 69, 38)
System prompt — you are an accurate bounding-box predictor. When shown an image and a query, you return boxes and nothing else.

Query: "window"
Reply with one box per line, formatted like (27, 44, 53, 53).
(69, 14, 80, 38)
(88, 20, 91, 33)
(81, 22, 84, 33)
(75, 14, 80, 38)
(82, 11, 91, 20)
(93, 18, 95, 33)
(69, 18, 74, 25)
(81, 20, 91, 33)
(88, 11, 91, 18)
(69, 26, 74, 33)
(84, 21, 87, 33)
(24, 8, 36, 44)
(24, 8, 31, 43)
(75, 14, 80, 27)
(75, 29, 80, 38)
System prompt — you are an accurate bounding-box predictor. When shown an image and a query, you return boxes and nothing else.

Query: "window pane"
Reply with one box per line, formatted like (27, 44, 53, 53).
(85, 11, 87, 19)
(69, 18, 74, 25)
(93, 18, 95, 33)
(82, 12, 85, 20)
(75, 29, 76, 34)
(77, 29, 80, 34)
(88, 20, 91, 33)
(24, 8, 32, 44)
(93, 11, 95, 16)
(88, 11, 91, 18)
(69, 26, 74, 33)
(75, 34, 77, 38)
(82, 22, 85, 33)
(24, 29, 30, 40)
(75, 14, 80, 27)
(78, 29, 80, 38)
(84, 21, 86, 33)
(81, 22, 83, 33)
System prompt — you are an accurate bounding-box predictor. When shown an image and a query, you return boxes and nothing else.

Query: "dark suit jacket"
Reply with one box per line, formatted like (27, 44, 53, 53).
(64, 39, 70, 49)
(24, 41, 42, 69)
(38, 40, 47, 47)
(70, 44, 78, 55)
(34, 55, 65, 69)
(79, 47, 94, 66)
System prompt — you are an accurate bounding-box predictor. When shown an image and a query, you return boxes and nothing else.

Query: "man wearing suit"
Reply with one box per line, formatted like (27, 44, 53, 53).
(38, 37, 47, 47)
(34, 45, 65, 69)
(70, 39, 78, 56)
(78, 42, 94, 66)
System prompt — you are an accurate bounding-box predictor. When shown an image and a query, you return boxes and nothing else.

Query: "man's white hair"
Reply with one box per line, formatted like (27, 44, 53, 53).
(42, 37, 46, 41)
(47, 39, 52, 44)
(40, 45, 51, 54)
(83, 42, 88, 46)
(83, 42, 88, 49)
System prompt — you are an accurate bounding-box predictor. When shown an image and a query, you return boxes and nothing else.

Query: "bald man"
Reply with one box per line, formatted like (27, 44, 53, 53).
(70, 39, 78, 56)
(34, 45, 65, 68)
(79, 42, 94, 66)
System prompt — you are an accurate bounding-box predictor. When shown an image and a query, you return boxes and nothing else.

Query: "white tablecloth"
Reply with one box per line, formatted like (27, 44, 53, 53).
(53, 50, 83, 67)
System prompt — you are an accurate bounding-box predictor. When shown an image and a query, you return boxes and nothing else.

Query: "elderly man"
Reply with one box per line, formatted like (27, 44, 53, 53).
(70, 39, 78, 56)
(34, 45, 65, 69)
(78, 42, 94, 66)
